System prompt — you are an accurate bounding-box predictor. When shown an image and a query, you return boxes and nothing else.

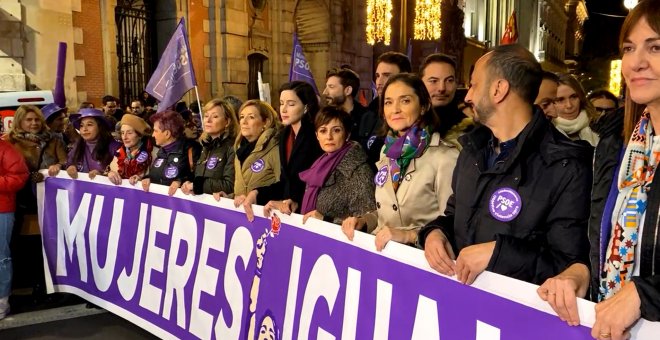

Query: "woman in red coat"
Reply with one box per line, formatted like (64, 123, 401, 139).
(0, 139, 29, 319)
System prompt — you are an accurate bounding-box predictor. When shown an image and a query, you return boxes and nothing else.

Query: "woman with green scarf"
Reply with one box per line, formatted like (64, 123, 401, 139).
(341, 73, 459, 251)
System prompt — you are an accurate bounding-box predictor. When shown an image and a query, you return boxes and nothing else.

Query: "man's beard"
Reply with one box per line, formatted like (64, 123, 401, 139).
(473, 96, 495, 124)
(326, 94, 346, 106)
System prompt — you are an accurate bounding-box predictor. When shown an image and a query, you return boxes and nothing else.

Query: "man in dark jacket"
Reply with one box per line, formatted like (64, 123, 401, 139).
(359, 52, 411, 169)
(418, 44, 592, 289)
(419, 53, 474, 148)
(322, 68, 369, 143)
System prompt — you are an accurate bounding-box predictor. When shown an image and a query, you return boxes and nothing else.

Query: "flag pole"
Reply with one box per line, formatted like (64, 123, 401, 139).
(193, 85, 202, 128)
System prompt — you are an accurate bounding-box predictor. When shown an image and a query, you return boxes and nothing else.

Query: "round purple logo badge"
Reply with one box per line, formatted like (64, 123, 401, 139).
(251, 159, 265, 173)
(154, 158, 164, 168)
(136, 151, 148, 163)
(489, 187, 522, 222)
(207, 156, 219, 170)
(374, 165, 388, 187)
(164, 165, 179, 179)
(367, 135, 377, 150)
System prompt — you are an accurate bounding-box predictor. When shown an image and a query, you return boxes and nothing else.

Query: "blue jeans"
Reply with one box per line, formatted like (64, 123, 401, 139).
(0, 213, 14, 298)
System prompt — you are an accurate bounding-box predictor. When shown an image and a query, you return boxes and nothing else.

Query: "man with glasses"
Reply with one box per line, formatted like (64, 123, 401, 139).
(129, 99, 153, 124)
(534, 71, 559, 119)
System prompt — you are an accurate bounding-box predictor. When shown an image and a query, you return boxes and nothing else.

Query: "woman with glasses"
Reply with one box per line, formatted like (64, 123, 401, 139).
(553, 73, 600, 146)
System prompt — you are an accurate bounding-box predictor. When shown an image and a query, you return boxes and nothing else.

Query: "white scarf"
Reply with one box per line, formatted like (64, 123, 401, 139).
(553, 110, 599, 146)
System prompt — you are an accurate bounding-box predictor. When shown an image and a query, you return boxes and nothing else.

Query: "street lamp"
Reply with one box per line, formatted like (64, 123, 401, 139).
(624, 0, 638, 10)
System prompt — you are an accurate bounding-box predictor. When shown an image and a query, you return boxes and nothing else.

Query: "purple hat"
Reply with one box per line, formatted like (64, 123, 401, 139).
(41, 103, 66, 121)
(71, 108, 113, 130)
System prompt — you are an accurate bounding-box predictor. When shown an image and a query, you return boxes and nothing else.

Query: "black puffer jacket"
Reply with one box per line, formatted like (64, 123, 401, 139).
(588, 108, 624, 301)
(193, 133, 235, 195)
(148, 139, 200, 186)
(419, 109, 593, 284)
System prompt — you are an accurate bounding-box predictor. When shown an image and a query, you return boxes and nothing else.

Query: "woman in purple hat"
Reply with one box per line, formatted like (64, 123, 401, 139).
(65, 108, 121, 178)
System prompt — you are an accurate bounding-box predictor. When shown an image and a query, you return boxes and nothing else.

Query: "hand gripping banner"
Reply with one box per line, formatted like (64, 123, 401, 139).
(37, 173, 660, 339)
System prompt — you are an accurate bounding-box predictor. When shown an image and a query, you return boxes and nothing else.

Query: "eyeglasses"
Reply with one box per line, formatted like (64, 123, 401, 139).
(594, 106, 615, 115)
(131, 107, 141, 110)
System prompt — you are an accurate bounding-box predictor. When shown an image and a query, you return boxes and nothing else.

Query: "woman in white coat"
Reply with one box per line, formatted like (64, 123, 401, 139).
(342, 73, 459, 251)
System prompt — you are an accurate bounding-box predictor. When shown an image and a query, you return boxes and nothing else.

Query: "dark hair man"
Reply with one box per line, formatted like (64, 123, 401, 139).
(102, 95, 123, 123)
(323, 68, 367, 142)
(420, 53, 474, 148)
(418, 44, 592, 292)
(360, 52, 412, 169)
(535, 71, 560, 118)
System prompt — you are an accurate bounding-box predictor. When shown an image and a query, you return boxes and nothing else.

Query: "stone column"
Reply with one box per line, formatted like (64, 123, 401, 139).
(0, 0, 26, 91)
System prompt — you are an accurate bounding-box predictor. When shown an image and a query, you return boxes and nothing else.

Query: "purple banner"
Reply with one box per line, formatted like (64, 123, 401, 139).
(37, 175, 635, 339)
(146, 18, 197, 113)
(289, 33, 319, 94)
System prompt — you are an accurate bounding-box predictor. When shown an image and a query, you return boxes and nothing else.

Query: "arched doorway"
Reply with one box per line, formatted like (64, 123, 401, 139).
(247, 52, 268, 100)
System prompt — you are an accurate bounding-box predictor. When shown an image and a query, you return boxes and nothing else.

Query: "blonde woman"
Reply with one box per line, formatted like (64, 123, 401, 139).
(553, 73, 600, 146)
(229, 100, 282, 221)
(181, 99, 239, 196)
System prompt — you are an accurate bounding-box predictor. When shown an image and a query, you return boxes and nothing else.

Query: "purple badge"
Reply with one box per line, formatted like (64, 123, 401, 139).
(367, 135, 377, 150)
(164, 165, 179, 179)
(207, 156, 219, 170)
(136, 151, 148, 163)
(251, 159, 265, 173)
(374, 165, 388, 187)
(154, 158, 164, 168)
(489, 187, 522, 222)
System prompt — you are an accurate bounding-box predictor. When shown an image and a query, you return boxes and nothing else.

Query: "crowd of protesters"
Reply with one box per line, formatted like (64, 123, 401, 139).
(1, 2, 660, 339)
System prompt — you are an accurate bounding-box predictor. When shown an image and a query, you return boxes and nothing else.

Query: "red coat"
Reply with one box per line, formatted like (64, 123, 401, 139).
(0, 140, 29, 213)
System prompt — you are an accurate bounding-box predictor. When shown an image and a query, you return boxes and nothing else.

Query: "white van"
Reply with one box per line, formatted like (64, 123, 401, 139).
(0, 90, 54, 134)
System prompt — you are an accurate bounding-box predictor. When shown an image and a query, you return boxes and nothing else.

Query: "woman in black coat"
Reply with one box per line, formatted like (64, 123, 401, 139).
(258, 81, 324, 217)
(181, 99, 238, 196)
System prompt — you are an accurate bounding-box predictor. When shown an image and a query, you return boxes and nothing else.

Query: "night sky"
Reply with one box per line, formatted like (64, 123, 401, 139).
(582, 0, 628, 58)
(579, 0, 630, 90)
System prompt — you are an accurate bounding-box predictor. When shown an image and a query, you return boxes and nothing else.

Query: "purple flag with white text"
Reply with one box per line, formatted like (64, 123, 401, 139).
(289, 33, 319, 94)
(146, 18, 197, 113)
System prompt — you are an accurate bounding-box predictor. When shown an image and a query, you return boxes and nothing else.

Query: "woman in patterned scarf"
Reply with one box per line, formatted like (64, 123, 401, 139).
(539, 2, 660, 339)
(341, 73, 459, 251)
(106, 114, 154, 185)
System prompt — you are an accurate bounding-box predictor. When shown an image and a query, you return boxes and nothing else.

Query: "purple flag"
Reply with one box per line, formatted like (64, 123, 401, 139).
(146, 18, 197, 113)
(289, 33, 319, 94)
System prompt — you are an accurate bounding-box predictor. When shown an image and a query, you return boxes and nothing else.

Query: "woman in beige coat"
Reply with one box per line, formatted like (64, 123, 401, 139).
(342, 73, 459, 251)
(229, 100, 282, 221)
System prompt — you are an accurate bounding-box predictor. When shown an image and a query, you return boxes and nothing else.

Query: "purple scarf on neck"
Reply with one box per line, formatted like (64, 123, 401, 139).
(299, 141, 354, 214)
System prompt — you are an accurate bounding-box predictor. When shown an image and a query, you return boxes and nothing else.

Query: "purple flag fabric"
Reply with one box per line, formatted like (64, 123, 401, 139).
(146, 18, 197, 113)
(289, 33, 319, 94)
(54, 42, 67, 108)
